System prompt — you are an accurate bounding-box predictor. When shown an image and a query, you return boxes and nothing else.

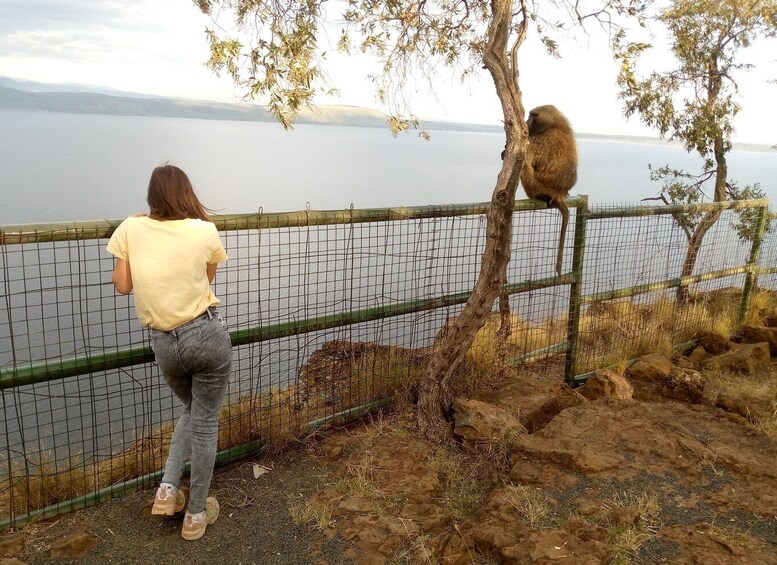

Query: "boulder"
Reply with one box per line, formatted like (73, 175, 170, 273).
(741, 326, 777, 355)
(400, 503, 451, 531)
(628, 354, 673, 382)
(674, 357, 699, 370)
(628, 354, 674, 401)
(662, 368, 705, 404)
(696, 330, 729, 354)
(701, 342, 770, 374)
(687, 346, 710, 363)
(452, 398, 527, 443)
(729, 341, 771, 362)
(475, 376, 587, 433)
(509, 458, 580, 491)
(715, 391, 776, 423)
(578, 368, 633, 401)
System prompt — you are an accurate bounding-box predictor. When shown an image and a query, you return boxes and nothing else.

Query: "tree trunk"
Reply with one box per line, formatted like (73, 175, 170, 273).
(676, 208, 723, 302)
(417, 0, 527, 440)
(496, 263, 512, 374)
(677, 134, 727, 303)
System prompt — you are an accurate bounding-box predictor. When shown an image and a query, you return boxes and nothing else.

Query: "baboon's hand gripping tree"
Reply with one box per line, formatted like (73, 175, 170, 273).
(197, 0, 641, 441)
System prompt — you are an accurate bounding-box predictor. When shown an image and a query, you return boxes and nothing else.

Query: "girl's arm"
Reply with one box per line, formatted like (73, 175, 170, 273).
(207, 263, 218, 283)
(112, 259, 133, 295)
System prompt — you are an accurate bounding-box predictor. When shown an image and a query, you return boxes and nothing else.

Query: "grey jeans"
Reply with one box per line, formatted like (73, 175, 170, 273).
(150, 307, 232, 514)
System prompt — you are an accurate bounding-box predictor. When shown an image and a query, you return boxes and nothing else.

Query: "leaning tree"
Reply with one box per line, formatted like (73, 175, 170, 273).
(195, 0, 642, 441)
(615, 0, 777, 302)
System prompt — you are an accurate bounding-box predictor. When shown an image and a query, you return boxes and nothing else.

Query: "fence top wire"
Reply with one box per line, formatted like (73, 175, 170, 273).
(0, 197, 591, 245)
(587, 198, 768, 219)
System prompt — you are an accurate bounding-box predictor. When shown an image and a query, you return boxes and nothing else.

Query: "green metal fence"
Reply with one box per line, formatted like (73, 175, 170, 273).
(0, 196, 773, 528)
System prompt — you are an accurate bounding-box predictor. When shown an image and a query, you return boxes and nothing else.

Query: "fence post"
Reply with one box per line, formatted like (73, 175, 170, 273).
(737, 203, 768, 329)
(564, 195, 588, 386)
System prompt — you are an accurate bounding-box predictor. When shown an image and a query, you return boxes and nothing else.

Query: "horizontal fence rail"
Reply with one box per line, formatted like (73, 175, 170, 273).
(0, 195, 773, 529)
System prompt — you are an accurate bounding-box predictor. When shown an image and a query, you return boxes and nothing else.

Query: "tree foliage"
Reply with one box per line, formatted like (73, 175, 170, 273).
(198, 0, 642, 131)
(615, 0, 775, 260)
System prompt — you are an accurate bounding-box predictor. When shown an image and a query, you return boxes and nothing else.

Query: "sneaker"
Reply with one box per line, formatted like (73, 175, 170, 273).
(181, 497, 219, 541)
(151, 484, 186, 516)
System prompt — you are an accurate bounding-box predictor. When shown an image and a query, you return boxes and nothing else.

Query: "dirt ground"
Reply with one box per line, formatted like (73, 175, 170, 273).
(0, 451, 356, 565)
(1, 358, 776, 564)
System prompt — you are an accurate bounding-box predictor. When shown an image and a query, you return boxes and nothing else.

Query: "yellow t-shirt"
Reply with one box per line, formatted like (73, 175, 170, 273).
(106, 216, 229, 330)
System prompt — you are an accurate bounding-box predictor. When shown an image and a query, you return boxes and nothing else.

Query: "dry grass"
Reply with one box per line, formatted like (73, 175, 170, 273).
(505, 484, 554, 529)
(468, 289, 777, 375)
(391, 533, 436, 565)
(703, 522, 758, 551)
(702, 364, 777, 438)
(603, 492, 661, 565)
(336, 462, 383, 500)
(431, 447, 492, 522)
(288, 498, 335, 530)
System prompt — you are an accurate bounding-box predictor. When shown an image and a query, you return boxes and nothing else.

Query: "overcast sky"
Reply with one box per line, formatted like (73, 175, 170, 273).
(0, 0, 775, 144)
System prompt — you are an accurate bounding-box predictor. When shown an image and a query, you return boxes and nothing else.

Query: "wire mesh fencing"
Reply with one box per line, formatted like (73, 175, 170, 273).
(0, 196, 773, 527)
(570, 200, 773, 380)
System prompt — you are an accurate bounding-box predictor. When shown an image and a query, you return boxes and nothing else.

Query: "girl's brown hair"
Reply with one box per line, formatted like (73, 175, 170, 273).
(146, 164, 213, 222)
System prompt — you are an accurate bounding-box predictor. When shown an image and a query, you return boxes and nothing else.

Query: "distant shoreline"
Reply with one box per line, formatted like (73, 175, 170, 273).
(0, 78, 773, 152)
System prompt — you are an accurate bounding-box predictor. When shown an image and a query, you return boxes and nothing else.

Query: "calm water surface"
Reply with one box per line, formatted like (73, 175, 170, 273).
(1, 110, 775, 225)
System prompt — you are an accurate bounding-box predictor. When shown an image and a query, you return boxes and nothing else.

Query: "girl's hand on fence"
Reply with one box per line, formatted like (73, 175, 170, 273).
(130, 212, 148, 218)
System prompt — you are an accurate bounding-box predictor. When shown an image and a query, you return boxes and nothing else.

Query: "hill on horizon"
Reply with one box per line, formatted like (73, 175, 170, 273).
(0, 77, 502, 133)
(1, 77, 773, 151)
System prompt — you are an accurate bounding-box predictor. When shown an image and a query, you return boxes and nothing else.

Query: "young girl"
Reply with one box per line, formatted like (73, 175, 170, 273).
(107, 164, 231, 540)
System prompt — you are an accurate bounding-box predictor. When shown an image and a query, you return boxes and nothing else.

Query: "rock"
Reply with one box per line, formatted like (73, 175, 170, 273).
(336, 496, 376, 514)
(578, 368, 633, 400)
(715, 392, 776, 423)
(742, 326, 777, 355)
(674, 357, 699, 370)
(628, 354, 673, 382)
(696, 330, 729, 354)
(386, 517, 420, 536)
(662, 368, 705, 404)
(509, 458, 579, 491)
(729, 341, 770, 362)
(452, 398, 527, 443)
(628, 354, 673, 402)
(400, 503, 451, 531)
(702, 342, 770, 374)
(687, 346, 710, 363)
(299, 340, 426, 407)
(504, 530, 609, 564)
(476, 376, 587, 433)
(468, 487, 531, 551)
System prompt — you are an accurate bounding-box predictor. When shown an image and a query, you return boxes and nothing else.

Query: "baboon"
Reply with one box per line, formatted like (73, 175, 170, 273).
(503, 105, 578, 275)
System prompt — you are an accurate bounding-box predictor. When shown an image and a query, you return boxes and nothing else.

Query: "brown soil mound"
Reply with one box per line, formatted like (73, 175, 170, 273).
(311, 366, 777, 564)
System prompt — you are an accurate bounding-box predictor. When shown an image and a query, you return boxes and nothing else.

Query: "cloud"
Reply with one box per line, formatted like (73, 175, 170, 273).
(0, 0, 197, 64)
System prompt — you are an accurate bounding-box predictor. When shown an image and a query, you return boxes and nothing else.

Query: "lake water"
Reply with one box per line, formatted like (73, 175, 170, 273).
(1, 110, 776, 471)
(1, 110, 776, 225)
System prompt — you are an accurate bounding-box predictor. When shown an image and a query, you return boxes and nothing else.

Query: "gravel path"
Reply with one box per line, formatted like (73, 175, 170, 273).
(10, 451, 356, 565)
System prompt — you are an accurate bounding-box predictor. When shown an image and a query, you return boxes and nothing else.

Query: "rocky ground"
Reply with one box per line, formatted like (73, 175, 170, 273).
(1, 329, 776, 564)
